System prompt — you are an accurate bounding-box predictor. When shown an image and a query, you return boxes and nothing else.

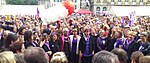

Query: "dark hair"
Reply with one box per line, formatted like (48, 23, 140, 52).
(92, 51, 119, 63)
(33, 31, 38, 35)
(131, 51, 144, 63)
(18, 27, 26, 35)
(5, 33, 18, 48)
(32, 31, 39, 40)
(42, 33, 48, 39)
(51, 32, 57, 38)
(117, 31, 122, 38)
(15, 54, 26, 63)
(24, 47, 48, 63)
(50, 32, 58, 41)
(9, 42, 23, 53)
(111, 48, 128, 63)
(43, 29, 50, 35)
(24, 31, 32, 42)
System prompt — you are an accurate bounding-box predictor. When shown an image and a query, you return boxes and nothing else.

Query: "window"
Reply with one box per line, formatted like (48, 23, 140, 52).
(125, 0, 129, 2)
(54, 0, 59, 2)
(96, 7, 100, 14)
(140, 0, 143, 2)
(96, 7, 100, 11)
(103, 7, 107, 11)
(72, 0, 77, 3)
(118, 0, 121, 2)
(96, 0, 101, 3)
(96, 12, 99, 14)
(111, 0, 114, 2)
(132, 0, 136, 2)
(75, 5, 77, 9)
(103, 0, 107, 3)
(75, 0, 77, 3)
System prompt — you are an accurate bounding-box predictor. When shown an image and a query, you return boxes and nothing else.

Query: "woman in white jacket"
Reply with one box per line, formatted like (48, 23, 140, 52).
(69, 28, 81, 63)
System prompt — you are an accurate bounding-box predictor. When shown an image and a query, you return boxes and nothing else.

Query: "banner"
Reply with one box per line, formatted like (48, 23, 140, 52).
(128, 11, 136, 27)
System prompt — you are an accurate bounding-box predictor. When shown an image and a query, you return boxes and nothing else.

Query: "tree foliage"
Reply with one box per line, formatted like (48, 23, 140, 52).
(6, 0, 38, 5)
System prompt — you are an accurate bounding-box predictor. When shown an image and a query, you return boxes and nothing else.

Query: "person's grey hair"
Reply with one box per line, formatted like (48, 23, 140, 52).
(92, 51, 119, 63)
(51, 52, 68, 63)
(14, 54, 26, 63)
(24, 47, 48, 63)
(111, 48, 128, 63)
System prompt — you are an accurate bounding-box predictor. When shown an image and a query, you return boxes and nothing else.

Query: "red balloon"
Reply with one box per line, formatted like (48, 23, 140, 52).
(63, 0, 74, 15)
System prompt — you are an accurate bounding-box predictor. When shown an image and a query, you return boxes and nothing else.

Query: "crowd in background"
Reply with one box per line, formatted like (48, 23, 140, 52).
(0, 14, 150, 63)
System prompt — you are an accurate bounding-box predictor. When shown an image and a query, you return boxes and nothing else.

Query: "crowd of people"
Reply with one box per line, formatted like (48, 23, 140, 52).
(0, 14, 150, 63)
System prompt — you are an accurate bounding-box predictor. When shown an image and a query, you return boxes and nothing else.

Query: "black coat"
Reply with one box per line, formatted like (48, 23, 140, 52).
(107, 38, 116, 51)
(107, 27, 116, 51)
(139, 42, 150, 55)
(42, 44, 51, 52)
(49, 40, 60, 54)
(79, 36, 95, 53)
(124, 40, 139, 57)
(24, 41, 40, 49)
(124, 40, 139, 63)
(91, 35, 99, 53)
(0, 37, 4, 48)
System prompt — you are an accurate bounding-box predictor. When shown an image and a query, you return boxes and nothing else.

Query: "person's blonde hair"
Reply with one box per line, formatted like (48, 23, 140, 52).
(139, 56, 150, 63)
(0, 51, 16, 63)
(50, 52, 68, 63)
(128, 31, 137, 37)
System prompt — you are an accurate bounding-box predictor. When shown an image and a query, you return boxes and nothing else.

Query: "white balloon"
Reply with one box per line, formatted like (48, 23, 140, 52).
(41, 3, 68, 23)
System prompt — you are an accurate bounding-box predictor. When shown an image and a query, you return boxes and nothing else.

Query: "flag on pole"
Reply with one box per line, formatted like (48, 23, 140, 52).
(121, 17, 125, 26)
(128, 12, 134, 27)
(129, 15, 132, 27)
(129, 20, 132, 27)
(37, 7, 40, 16)
(128, 11, 137, 26)
(132, 11, 137, 23)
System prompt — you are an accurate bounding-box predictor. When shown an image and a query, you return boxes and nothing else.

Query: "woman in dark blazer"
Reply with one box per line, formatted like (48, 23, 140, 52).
(107, 27, 117, 51)
(123, 31, 139, 63)
(49, 32, 60, 55)
(42, 33, 51, 52)
(42, 33, 52, 61)
(24, 31, 40, 49)
(96, 30, 109, 51)
(79, 28, 95, 63)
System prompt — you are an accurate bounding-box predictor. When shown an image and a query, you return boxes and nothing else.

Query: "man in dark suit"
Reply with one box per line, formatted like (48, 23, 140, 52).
(138, 32, 150, 55)
(79, 28, 95, 63)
